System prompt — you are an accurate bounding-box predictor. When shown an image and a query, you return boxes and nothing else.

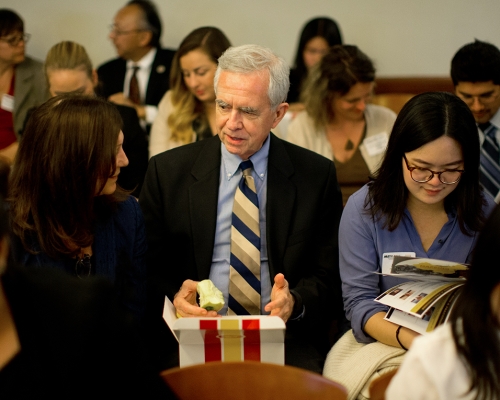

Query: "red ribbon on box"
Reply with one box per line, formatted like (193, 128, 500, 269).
(200, 319, 261, 362)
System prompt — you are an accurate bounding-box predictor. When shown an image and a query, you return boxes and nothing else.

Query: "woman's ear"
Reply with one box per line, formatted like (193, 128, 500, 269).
(92, 69, 99, 87)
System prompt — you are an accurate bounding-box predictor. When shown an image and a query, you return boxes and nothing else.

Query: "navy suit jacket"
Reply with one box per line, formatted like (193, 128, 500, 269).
(139, 134, 344, 347)
(97, 47, 175, 108)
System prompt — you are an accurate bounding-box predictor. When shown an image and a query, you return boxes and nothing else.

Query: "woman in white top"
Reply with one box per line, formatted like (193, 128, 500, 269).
(149, 27, 230, 158)
(387, 202, 500, 400)
(287, 45, 396, 205)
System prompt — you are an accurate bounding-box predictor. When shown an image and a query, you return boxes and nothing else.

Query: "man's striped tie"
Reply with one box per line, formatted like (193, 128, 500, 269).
(479, 123, 500, 198)
(228, 160, 261, 315)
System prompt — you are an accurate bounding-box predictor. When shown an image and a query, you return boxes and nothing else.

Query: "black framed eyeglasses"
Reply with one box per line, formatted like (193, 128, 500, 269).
(0, 33, 30, 47)
(403, 155, 464, 185)
(108, 24, 147, 36)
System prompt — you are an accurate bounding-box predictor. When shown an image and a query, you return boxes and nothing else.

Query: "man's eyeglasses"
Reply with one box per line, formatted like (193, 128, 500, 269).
(0, 33, 30, 47)
(403, 155, 464, 185)
(457, 90, 500, 106)
(109, 25, 147, 36)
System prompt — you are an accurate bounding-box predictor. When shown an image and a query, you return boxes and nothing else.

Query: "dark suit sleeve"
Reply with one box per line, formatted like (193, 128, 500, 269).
(96, 58, 127, 99)
(268, 138, 343, 353)
(138, 157, 171, 312)
(291, 160, 343, 323)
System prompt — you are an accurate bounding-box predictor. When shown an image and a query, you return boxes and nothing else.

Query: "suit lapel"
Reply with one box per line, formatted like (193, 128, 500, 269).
(146, 49, 169, 105)
(266, 134, 296, 277)
(189, 136, 222, 279)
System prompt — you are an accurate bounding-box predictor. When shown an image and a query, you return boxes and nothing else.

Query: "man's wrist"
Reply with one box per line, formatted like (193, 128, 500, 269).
(289, 290, 305, 321)
(135, 104, 146, 120)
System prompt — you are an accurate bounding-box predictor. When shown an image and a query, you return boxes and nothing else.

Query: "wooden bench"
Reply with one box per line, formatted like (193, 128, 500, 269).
(371, 76, 455, 113)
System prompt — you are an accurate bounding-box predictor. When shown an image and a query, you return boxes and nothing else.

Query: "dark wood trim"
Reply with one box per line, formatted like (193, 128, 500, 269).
(374, 77, 454, 95)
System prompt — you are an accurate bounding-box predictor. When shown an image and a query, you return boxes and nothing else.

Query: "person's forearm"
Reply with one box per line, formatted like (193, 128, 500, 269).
(135, 104, 146, 120)
(364, 312, 420, 349)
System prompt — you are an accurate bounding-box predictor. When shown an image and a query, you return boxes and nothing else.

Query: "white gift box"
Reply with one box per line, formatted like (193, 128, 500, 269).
(162, 296, 286, 367)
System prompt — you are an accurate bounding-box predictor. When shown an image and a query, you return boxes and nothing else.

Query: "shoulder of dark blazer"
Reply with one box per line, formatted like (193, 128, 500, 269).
(153, 47, 176, 65)
(97, 57, 126, 76)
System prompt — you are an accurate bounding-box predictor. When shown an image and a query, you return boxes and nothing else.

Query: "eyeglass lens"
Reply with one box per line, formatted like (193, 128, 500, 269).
(410, 168, 462, 184)
(1, 33, 30, 46)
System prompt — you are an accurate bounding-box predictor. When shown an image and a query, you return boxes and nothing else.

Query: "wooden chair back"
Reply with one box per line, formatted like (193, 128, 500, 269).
(371, 93, 415, 114)
(369, 368, 399, 400)
(161, 361, 347, 400)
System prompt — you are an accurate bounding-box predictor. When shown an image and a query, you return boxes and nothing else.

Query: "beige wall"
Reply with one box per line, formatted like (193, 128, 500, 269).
(3, 0, 500, 76)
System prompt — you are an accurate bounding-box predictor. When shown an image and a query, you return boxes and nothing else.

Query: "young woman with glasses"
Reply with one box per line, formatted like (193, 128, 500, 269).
(336, 91, 496, 352)
(0, 9, 48, 164)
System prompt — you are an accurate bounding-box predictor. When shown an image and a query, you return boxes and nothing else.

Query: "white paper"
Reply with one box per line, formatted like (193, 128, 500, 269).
(363, 132, 389, 157)
(381, 252, 416, 275)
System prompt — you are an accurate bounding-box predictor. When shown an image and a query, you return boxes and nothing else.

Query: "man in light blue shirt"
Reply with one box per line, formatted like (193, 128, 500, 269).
(140, 44, 343, 373)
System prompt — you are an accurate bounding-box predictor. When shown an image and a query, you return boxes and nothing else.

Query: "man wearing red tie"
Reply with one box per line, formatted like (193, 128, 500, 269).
(97, 0, 175, 135)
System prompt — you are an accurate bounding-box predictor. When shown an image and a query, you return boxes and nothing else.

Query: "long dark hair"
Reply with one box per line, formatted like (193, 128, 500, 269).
(9, 95, 127, 259)
(292, 17, 342, 84)
(367, 91, 486, 233)
(450, 203, 500, 398)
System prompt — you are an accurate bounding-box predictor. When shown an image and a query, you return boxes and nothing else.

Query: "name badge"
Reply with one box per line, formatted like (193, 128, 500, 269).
(363, 132, 389, 157)
(381, 252, 416, 275)
(1, 94, 14, 112)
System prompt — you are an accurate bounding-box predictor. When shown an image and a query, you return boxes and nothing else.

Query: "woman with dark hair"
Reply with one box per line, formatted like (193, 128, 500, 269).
(0, 158, 174, 396)
(287, 45, 396, 205)
(0, 9, 48, 164)
(44, 40, 148, 197)
(337, 91, 496, 350)
(287, 17, 342, 106)
(8, 94, 147, 321)
(149, 26, 231, 157)
(387, 203, 500, 399)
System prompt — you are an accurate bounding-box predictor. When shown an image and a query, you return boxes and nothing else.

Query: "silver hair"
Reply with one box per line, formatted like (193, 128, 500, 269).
(214, 44, 290, 110)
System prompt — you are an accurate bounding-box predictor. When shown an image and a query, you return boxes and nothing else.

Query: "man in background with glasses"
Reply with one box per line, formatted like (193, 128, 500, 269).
(451, 40, 500, 201)
(97, 0, 175, 136)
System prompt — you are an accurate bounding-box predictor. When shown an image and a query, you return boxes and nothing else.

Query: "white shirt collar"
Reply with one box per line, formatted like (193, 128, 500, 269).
(126, 47, 157, 70)
(221, 135, 270, 181)
(489, 107, 500, 130)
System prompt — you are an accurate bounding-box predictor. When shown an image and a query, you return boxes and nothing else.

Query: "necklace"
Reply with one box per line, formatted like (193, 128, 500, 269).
(75, 253, 91, 278)
(345, 139, 354, 151)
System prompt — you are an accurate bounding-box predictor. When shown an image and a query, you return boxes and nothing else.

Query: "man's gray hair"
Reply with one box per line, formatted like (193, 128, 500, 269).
(214, 44, 290, 110)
